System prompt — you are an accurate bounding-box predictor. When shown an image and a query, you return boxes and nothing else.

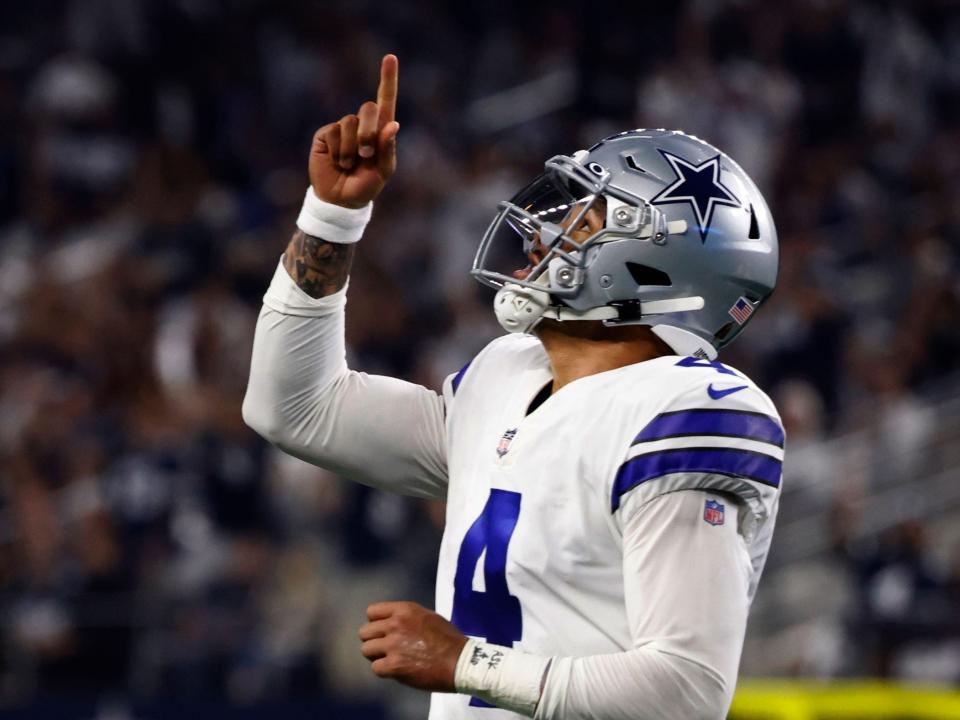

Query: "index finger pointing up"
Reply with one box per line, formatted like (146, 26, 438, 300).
(376, 54, 398, 129)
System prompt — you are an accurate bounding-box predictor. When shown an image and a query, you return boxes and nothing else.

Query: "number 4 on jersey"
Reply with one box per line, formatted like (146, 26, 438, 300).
(451, 490, 522, 707)
(675, 355, 740, 376)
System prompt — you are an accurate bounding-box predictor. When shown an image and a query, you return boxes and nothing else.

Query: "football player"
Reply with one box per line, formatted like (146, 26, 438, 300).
(244, 54, 783, 720)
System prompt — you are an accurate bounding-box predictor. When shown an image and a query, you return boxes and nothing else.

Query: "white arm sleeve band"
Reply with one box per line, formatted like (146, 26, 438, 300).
(242, 260, 448, 499)
(454, 639, 550, 717)
(535, 490, 752, 720)
(296, 187, 372, 243)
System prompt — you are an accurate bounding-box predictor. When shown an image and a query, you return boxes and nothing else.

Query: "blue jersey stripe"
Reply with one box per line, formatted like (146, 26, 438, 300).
(634, 409, 784, 448)
(612, 447, 782, 511)
(450, 360, 472, 395)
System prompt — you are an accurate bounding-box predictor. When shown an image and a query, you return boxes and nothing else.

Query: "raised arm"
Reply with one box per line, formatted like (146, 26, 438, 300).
(286, 51, 399, 297)
(243, 55, 448, 499)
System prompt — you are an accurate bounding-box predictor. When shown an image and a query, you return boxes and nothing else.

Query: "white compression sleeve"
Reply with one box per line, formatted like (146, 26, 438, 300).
(243, 260, 448, 499)
(534, 490, 753, 720)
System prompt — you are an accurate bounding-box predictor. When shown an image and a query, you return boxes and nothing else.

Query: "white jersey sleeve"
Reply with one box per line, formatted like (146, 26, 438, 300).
(610, 357, 784, 547)
(537, 488, 752, 720)
(242, 260, 448, 499)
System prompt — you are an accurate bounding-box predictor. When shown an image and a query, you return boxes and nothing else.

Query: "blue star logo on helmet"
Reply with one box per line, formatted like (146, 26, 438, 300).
(651, 151, 741, 243)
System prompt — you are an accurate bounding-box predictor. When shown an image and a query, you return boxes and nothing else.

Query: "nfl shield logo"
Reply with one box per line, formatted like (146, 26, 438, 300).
(496, 429, 517, 458)
(703, 499, 725, 526)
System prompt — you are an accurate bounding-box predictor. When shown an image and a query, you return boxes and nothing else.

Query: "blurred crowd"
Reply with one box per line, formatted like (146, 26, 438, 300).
(1, 0, 959, 714)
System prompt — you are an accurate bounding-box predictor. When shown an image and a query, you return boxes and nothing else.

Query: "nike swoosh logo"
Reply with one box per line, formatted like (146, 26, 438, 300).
(707, 383, 749, 400)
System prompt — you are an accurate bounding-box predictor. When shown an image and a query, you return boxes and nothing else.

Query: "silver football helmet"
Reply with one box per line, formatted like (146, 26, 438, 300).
(471, 129, 778, 359)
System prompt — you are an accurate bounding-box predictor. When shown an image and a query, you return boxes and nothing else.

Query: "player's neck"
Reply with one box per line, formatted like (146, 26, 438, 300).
(534, 321, 673, 393)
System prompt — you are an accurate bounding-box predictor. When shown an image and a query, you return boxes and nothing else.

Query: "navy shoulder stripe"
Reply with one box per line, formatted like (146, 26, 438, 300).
(611, 447, 782, 511)
(450, 360, 472, 395)
(634, 408, 784, 448)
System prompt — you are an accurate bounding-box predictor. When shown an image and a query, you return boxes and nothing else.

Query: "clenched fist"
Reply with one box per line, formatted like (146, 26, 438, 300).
(310, 54, 400, 209)
(358, 601, 468, 692)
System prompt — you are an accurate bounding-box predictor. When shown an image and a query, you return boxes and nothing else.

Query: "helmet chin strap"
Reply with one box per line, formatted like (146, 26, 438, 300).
(492, 283, 553, 334)
(493, 281, 619, 334)
(493, 282, 718, 359)
(493, 284, 543, 333)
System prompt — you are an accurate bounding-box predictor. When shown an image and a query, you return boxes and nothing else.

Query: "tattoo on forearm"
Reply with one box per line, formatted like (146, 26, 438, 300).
(282, 230, 355, 298)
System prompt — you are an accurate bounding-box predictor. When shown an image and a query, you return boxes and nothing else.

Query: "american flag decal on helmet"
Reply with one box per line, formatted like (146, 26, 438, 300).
(728, 297, 754, 325)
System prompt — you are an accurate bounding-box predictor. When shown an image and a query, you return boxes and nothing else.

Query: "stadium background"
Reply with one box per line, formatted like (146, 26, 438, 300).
(1, 0, 959, 717)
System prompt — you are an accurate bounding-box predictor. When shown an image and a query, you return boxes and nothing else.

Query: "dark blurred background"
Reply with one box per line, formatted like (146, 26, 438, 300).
(1, 1, 959, 718)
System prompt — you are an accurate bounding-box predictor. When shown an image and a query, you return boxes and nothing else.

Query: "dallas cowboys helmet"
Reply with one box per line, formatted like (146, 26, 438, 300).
(471, 129, 778, 359)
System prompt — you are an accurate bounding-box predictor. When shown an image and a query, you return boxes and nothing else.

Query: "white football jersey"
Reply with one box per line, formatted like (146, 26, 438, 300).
(429, 334, 783, 719)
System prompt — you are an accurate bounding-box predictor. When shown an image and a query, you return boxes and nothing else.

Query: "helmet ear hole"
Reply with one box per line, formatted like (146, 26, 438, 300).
(625, 262, 671, 287)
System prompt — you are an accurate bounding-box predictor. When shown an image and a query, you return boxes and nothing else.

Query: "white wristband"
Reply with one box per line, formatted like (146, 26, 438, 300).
(296, 187, 372, 244)
(454, 639, 549, 717)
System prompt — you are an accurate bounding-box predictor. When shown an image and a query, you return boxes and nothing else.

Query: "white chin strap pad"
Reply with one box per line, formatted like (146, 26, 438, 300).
(494, 283, 551, 333)
(494, 283, 620, 333)
(493, 285, 719, 362)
